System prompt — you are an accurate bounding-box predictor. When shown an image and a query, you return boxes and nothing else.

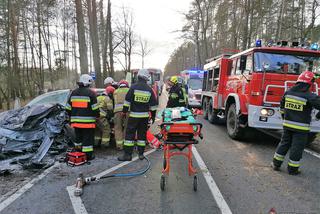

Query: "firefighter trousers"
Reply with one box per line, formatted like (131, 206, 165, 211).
(273, 129, 308, 173)
(124, 117, 148, 154)
(75, 127, 94, 158)
(94, 118, 111, 146)
(114, 112, 128, 149)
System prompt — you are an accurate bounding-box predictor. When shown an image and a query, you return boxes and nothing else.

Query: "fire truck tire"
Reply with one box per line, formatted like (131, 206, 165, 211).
(226, 103, 245, 139)
(203, 98, 209, 120)
(208, 99, 219, 124)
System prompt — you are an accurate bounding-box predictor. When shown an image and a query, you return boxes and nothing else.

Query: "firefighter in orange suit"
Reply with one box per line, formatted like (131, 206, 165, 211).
(272, 71, 320, 175)
(65, 74, 99, 160)
(113, 80, 130, 150)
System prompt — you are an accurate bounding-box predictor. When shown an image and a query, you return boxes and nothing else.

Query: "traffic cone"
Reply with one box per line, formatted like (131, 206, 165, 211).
(146, 131, 162, 148)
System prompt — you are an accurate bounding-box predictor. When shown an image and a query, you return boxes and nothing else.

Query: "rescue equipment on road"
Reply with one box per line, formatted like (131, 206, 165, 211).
(146, 130, 162, 149)
(73, 156, 151, 196)
(66, 151, 87, 166)
(159, 107, 203, 191)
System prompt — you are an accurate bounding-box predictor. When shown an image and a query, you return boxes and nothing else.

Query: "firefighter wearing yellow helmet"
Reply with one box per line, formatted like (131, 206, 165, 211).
(167, 75, 186, 108)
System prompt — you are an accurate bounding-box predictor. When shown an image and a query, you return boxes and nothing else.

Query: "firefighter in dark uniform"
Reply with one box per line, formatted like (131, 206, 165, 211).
(65, 74, 99, 160)
(272, 71, 320, 175)
(118, 69, 158, 161)
(167, 76, 186, 108)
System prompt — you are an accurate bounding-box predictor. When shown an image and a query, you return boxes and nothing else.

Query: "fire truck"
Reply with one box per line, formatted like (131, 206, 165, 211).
(126, 68, 163, 100)
(201, 42, 320, 140)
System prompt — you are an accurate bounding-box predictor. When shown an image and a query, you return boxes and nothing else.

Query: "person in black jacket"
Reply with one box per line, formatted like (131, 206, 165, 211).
(272, 71, 320, 175)
(118, 69, 158, 161)
(65, 74, 99, 160)
(167, 76, 186, 108)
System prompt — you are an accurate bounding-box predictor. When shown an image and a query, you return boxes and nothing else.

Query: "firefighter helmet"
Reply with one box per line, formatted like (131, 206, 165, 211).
(106, 86, 115, 95)
(297, 71, 315, 85)
(78, 74, 93, 87)
(137, 69, 150, 81)
(118, 80, 129, 88)
(169, 76, 178, 84)
(104, 77, 114, 85)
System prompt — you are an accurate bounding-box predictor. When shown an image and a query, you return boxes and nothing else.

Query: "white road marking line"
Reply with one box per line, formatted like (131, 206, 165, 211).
(0, 162, 61, 212)
(67, 149, 156, 214)
(192, 146, 233, 214)
(66, 186, 88, 214)
(304, 149, 320, 159)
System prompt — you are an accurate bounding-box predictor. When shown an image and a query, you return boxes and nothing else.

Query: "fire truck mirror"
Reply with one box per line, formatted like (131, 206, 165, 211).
(239, 55, 247, 73)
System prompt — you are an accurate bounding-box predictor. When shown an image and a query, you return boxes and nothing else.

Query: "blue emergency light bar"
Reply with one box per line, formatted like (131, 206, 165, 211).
(255, 39, 262, 47)
(311, 43, 319, 50)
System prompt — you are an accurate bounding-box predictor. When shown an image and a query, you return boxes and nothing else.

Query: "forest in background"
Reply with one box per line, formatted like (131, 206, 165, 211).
(0, 0, 150, 109)
(164, 0, 320, 77)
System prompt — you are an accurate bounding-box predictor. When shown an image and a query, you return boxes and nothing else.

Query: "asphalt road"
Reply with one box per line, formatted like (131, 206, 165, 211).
(1, 93, 320, 214)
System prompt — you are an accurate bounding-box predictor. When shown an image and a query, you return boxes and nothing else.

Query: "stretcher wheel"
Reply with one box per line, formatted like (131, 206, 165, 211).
(193, 176, 197, 192)
(160, 175, 165, 191)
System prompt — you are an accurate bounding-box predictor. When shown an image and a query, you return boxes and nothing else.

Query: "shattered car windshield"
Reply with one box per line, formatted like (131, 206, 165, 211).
(27, 90, 70, 106)
(254, 52, 320, 74)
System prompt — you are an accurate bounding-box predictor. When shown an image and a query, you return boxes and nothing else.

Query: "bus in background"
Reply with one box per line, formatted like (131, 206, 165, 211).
(180, 70, 204, 108)
(126, 68, 163, 100)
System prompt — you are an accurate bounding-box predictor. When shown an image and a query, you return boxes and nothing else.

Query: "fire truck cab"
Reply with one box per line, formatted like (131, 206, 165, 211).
(201, 45, 320, 140)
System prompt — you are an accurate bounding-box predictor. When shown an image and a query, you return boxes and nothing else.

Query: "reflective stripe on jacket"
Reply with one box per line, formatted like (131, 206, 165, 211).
(66, 86, 99, 128)
(123, 79, 157, 118)
(280, 84, 320, 132)
(114, 87, 129, 113)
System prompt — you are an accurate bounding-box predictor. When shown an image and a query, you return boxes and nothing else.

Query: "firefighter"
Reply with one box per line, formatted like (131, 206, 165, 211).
(272, 71, 320, 175)
(167, 76, 186, 108)
(113, 80, 130, 150)
(118, 69, 157, 161)
(94, 86, 114, 147)
(177, 76, 188, 106)
(65, 74, 99, 160)
(104, 77, 114, 87)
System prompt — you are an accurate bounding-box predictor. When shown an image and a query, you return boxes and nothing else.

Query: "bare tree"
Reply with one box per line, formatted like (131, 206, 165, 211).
(137, 36, 152, 68)
(75, 0, 88, 74)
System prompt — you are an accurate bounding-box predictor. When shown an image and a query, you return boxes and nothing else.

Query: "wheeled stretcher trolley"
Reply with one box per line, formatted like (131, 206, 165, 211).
(159, 107, 203, 191)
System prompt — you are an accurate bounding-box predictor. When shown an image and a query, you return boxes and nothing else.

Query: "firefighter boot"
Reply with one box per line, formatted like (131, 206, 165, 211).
(271, 157, 282, 171)
(138, 146, 145, 160)
(288, 165, 301, 175)
(117, 146, 133, 161)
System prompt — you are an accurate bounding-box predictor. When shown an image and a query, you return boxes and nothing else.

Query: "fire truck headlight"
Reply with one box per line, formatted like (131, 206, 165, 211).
(260, 109, 268, 116)
(260, 108, 275, 116)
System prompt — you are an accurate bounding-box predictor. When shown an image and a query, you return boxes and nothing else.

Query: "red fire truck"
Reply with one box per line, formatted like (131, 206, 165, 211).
(201, 43, 320, 140)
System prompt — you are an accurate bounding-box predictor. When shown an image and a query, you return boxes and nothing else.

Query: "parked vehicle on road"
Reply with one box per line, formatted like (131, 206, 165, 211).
(126, 68, 163, 99)
(180, 70, 204, 108)
(201, 42, 320, 141)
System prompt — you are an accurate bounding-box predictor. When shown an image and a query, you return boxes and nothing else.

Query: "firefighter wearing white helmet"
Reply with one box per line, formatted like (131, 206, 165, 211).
(104, 77, 114, 86)
(272, 71, 320, 175)
(118, 69, 157, 161)
(65, 74, 99, 160)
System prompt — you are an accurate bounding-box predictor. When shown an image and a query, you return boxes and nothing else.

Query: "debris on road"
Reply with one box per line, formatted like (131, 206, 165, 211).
(0, 104, 74, 172)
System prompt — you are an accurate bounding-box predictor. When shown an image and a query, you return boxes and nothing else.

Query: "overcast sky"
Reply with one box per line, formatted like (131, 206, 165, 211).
(112, 0, 193, 71)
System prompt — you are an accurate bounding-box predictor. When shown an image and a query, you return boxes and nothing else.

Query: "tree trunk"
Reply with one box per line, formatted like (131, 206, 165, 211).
(87, 0, 102, 87)
(107, 0, 114, 77)
(75, 0, 88, 74)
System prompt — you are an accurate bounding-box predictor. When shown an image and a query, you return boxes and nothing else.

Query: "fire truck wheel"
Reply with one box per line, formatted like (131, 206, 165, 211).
(202, 98, 209, 120)
(208, 99, 220, 124)
(226, 103, 244, 139)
